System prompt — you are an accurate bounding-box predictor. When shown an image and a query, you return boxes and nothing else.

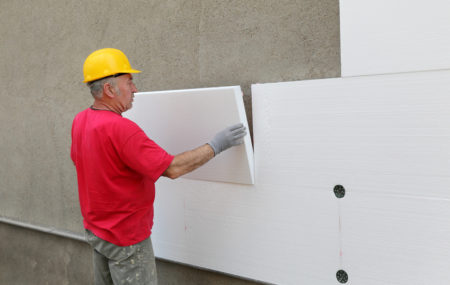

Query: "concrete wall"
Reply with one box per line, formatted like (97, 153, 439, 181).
(0, 0, 340, 283)
(0, 222, 262, 285)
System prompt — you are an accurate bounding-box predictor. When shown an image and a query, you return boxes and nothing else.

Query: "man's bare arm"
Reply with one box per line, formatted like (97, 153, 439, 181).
(162, 123, 247, 180)
(162, 144, 214, 179)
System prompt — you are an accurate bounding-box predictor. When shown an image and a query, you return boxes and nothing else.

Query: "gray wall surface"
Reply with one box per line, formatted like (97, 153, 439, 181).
(0, 0, 340, 283)
(0, 223, 263, 285)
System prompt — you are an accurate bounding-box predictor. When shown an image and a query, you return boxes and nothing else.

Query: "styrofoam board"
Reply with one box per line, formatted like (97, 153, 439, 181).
(252, 69, 450, 284)
(343, 189, 450, 285)
(340, 0, 450, 76)
(152, 178, 339, 285)
(123, 86, 254, 185)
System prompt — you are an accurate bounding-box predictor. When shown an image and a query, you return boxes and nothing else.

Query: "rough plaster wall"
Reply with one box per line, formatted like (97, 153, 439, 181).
(0, 223, 93, 285)
(0, 0, 340, 282)
(0, 0, 339, 235)
(0, 223, 261, 285)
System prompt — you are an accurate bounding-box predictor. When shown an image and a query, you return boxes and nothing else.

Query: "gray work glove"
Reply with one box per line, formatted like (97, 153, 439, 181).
(208, 123, 247, 156)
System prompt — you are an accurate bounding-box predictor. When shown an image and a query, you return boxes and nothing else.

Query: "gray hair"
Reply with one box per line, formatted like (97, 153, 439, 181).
(86, 76, 117, 99)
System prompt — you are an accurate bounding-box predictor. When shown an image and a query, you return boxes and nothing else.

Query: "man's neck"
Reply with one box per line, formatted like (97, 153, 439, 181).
(91, 101, 121, 115)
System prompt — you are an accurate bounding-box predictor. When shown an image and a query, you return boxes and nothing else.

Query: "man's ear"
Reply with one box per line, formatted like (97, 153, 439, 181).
(103, 82, 116, 98)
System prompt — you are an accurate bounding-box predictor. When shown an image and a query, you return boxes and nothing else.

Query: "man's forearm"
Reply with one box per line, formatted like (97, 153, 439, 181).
(162, 144, 214, 179)
(162, 123, 247, 179)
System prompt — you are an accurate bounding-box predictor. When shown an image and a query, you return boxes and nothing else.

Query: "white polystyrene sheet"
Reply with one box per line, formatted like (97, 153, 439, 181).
(340, 0, 450, 76)
(252, 70, 450, 284)
(343, 189, 450, 285)
(152, 179, 339, 284)
(123, 86, 254, 185)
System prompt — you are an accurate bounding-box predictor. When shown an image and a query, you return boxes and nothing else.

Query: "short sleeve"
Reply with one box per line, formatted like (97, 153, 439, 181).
(120, 129, 174, 182)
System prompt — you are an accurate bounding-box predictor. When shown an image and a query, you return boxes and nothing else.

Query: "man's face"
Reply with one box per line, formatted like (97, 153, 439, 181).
(114, 74, 138, 113)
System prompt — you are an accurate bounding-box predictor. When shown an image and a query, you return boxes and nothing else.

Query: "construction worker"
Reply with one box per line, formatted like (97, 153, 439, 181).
(71, 48, 246, 285)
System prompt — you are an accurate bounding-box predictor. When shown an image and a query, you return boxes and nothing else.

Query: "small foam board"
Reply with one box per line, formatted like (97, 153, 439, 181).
(123, 86, 254, 185)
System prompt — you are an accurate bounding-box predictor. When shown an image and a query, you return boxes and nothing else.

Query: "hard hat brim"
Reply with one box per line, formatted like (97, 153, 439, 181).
(83, 69, 141, 83)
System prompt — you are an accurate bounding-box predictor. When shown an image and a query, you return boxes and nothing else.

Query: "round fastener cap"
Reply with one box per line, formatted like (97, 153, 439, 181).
(336, 270, 348, 283)
(334, 185, 345, 198)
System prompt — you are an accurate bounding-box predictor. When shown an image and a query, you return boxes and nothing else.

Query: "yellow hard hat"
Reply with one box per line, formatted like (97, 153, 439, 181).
(83, 48, 141, 83)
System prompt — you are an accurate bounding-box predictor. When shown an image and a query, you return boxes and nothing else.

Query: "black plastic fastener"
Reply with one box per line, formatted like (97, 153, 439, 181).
(334, 185, 345, 198)
(336, 269, 348, 283)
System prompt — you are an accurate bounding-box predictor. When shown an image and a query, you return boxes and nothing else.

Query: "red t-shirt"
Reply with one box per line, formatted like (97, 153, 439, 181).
(71, 108, 174, 246)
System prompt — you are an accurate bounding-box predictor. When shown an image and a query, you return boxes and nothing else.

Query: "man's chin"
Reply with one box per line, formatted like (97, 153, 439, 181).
(126, 103, 133, 111)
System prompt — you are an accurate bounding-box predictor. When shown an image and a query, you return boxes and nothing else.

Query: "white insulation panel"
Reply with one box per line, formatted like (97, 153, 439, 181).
(340, 0, 450, 76)
(148, 70, 450, 285)
(252, 70, 450, 284)
(123, 86, 254, 185)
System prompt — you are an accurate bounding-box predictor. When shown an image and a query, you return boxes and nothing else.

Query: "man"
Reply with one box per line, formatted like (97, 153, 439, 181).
(71, 48, 247, 285)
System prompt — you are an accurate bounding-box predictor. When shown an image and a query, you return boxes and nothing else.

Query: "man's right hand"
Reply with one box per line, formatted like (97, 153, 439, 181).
(208, 123, 247, 156)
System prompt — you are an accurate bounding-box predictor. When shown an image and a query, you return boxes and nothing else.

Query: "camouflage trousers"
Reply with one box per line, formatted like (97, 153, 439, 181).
(85, 230, 158, 285)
